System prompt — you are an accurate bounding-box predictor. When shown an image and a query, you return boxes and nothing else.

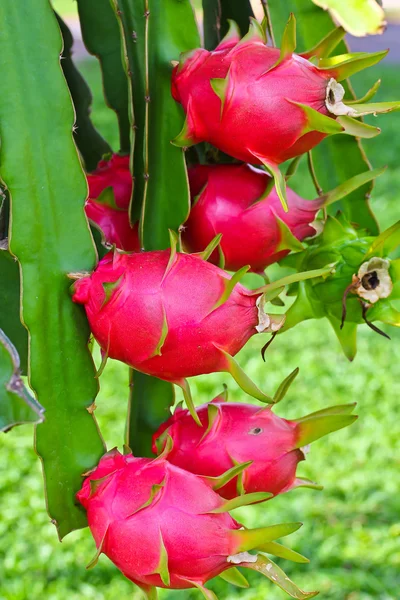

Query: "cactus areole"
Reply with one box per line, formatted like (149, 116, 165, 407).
(77, 449, 317, 597)
(85, 154, 140, 252)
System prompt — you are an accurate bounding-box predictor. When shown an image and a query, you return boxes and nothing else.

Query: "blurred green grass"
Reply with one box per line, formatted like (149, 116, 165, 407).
(1, 41, 400, 600)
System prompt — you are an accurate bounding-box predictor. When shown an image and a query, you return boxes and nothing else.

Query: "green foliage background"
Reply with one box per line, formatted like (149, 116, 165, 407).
(1, 16, 400, 600)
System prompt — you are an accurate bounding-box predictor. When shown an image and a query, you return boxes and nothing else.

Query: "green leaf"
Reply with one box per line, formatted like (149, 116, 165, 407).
(202, 0, 254, 50)
(0, 250, 28, 374)
(337, 115, 381, 138)
(274, 218, 305, 253)
(101, 275, 124, 308)
(346, 79, 381, 104)
(271, 13, 297, 68)
(208, 492, 272, 513)
(320, 167, 385, 207)
(289, 101, 343, 135)
(295, 413, 358, 447)
(312, 0, 386, 37)
(328, 315, 358, 360)
(367, 300, 400, 326)
(273, 367, 299, 403)
(0, 0, 106, 538)
(366, 220, 400, 258)
(232, 523, 302, 552)
(114, 0, 200, 250)
(300, 26, 345, 60)
(320, 50, 388, 81)
(219, 568, 249, 588)
(238, 17, 267, 46)
(126, 372, 175, 458)
(76, 0, 131, 154)
(296, 402, 356, 422)
(241, 554, 319, 599)
(174, 378, 202, 426)
(198, 234, 223, 261)
(267, 2, 379, 234)
(199, 403, 221, 443)
(211, 266, 250, 311)
(56, 13, 112, 171)
(345, 101, 400, 117)
(253, 156, 288, 211)
(255, 265, 334, 296)
(292, 477, 324, 491)
(210, 77, 230, 116)
(216, 347, 274, 404)
(86, 529, 108, 569)
(149, 307, 169, 358)
(280, 281, 318, 332)
(0, 329, 44, 433)
(152, 531, 170, 586)
(258, 541, 310, 564)
(204, 460, 253, 491)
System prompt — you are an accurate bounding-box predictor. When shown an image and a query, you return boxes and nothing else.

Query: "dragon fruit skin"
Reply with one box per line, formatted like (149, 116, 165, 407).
(77, 449, 243, 589)
(171, 40, 330, 167)
(85, 154, 140, 252)
(87, 154, 132, 208)
(153, 402, 300, 499)
(184, 164, 319, 273)
(172, 17, 393, 208)
(152, 393, 358, 500)
(77, 449, 314, 596)
(71, 249, 280, 384)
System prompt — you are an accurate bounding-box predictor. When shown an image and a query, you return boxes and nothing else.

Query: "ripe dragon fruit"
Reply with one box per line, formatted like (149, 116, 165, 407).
(172, 15, 398, 208)
(85, 153, 140, 252)
(77, 448, 318, 599)
(278, 213, 400, 359)
(153, 369, 357, 499)
(183, 163, 383, 274)
(71, 242, 329, 421)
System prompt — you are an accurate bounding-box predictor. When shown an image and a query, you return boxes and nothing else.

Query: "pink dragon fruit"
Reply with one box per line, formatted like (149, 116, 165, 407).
(77, 448, 318, 599)
(183, 164, 382, 273)
(85, 153, 140, 251)
(153, 372, 357, 499)
(172, 16, 394, 207)
(71, 245, 329, 418)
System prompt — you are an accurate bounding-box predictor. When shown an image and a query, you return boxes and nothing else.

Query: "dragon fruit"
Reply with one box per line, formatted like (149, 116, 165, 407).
(279, 213, 400, 359)
(77, 448, 318, 599)
(172, 16, 397, 207)
(85, 153, 140, 251)
(71, 243, 329, 419)
(183, 163, 382, 273)
(153, 370, 357, 499)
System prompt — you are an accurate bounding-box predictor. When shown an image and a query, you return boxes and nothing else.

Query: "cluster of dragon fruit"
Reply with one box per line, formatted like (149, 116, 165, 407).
(73, 15, 400, 600)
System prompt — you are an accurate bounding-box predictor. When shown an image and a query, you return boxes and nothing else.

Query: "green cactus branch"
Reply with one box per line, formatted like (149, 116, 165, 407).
(113, 0, 200, 249)
(56, 13, 112, 172)
(126, 372, 175, 457)
(113, 0, 200, 456)
(76, 0, 131, 155)
(0, 0, 105, 538)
